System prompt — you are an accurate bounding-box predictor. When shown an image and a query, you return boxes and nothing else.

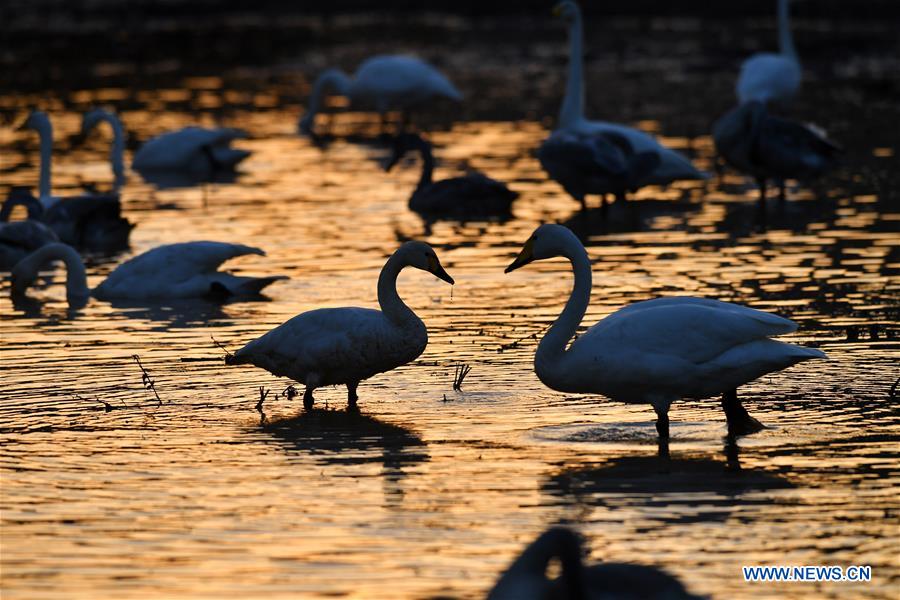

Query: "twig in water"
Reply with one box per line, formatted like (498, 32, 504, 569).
(890, 377, 900, 400)
(256, 386, 269, 413)
(453, 363, 472, 391)
(132, 354, 162, 407)
(211, 335, 234, 360)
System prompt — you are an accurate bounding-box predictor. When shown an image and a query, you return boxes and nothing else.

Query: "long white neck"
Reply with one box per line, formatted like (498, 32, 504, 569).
(559, 8, 586, 129)
(377, 251, 419, 326)
(30, 114, 53, 200)
(12, 243, 90, 305)
(778, 0, 797, 60)
(99, 111, 127, 191)
(535, 238, 592, 382)
(300, 69, 352, 130)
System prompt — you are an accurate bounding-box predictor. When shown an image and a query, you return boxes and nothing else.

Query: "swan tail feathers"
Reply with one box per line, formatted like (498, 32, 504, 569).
(216, 275, 288, 297)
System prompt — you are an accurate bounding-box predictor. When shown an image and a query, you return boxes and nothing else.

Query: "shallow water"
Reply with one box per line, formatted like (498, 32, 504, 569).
(2, 11, 899, 600)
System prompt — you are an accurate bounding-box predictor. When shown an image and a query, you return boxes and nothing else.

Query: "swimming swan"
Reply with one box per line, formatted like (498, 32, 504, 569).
(553, 1, 704, 186)
(225, 241, 454, 410)
(298, 55, 462, 137)
(80, 108, 127, 191)
(19, 111, 133, 249)
(713, 101, 839, 201)
(736, 0, 801, 105)
(11, 242, 286, 307)
(132, 126, 251, 178)
(504, 224, 826, 449)
(385, 133, 518, 217)
(0, 219, 59, 270)
(489, 527, 702, 600)
(538, 129, 661, 210)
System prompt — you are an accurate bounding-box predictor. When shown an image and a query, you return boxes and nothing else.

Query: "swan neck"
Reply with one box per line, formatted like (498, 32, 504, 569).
(536, 240, 592, 370)
(559, 9, 585, 128)
(33, 117, 53, 199)
(377, 251, 417, 325)
(414, 138, 434, 189)
(13, 243, 89, 304)
(0, 192, 43, 222)
(102, 112, 127, 191)
(302, 69, 352, 126)
(778, 0, 797, 60)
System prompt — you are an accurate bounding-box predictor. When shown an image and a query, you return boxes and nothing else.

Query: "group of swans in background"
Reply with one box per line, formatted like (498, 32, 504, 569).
(715, 0, 839, 202)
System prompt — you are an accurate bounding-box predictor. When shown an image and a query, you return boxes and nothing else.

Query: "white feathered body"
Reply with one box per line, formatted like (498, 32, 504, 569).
(93, 241, 283, 300)
(537, 297, 825, 403)
(348, 55, 462, 112)
(132, 127, 250, 172)
(737, 53, 801, 105)
(231, 308, 427, 387)
(563, 118, 705, 184)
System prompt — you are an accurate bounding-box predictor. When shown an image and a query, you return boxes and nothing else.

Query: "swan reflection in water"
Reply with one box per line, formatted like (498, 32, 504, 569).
(543, 452, 792, 525)
(261, 408, 429, 505)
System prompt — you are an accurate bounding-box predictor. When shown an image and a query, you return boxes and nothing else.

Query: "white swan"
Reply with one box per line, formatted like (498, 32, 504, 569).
(81, 108, 127, 191)
(132, 126, 250, 176)
(298, 55, 462, 137)
(19, 111, 133, 249)
(489, 527, 701, 600)
(504, 224, 826, 449)
(713, 101, 839, 201)
(11, 242, 286, 307)
(225, 241, 454, 410)
(736, 0, 801, 105)
(553, 1, 704, 185)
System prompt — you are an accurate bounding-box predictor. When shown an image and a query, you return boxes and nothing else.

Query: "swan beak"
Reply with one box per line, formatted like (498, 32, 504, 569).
(552, 3, 564, 16)
(505, 238, 535, 273)
(427, 255, 455, 285)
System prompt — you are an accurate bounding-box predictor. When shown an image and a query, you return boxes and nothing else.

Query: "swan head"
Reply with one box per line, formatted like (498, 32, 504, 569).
(398, 241, 454, 285)
(81, 109, 110, 136)
(553, 0, 581, 23)
(19, 110, 50, 132)
(505, 224, 578, 273)
(384, 133, 427, 172)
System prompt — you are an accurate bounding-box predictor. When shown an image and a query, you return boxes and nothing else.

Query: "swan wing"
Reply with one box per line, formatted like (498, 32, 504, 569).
(94, 241, 267, 299)
(737, 53, 801, 104)
(133, 127, 248, 170)
(758, 115, 840, 177)
(574, 299, 798, 365)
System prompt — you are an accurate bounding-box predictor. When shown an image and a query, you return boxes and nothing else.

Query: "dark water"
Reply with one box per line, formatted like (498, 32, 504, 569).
(1, 9, 899, 600)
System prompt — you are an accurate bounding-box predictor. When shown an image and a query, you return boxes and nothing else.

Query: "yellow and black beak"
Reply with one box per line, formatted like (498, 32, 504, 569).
(504, 238, 535, 273)
(428, 255, 455, 285)
(552, 2, 564, 16)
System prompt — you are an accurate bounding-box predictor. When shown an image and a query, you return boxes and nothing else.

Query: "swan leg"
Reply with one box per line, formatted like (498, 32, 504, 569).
(721, 389, 765, 436)
(303, 386, 315, 411)
(756, 178, 767, 205)
(653, 404, 671, 463)
(347, 381, 359, 410)
(777, 179, 787, 202)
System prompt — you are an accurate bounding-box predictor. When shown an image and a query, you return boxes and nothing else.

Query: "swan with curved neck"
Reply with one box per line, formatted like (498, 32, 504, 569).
(298, 55, 462, 137)
(385, 133, 518, 217)
(81, 109, 127, 191)
(505, 224, 826, 453)
(736, 0, 801, 105)
(225, 241, 454, 410)
(11, 242, 285, 307)
(489, 527, 702, 600)
(552, 1, 704, 185)
(713, 101, 839, 202)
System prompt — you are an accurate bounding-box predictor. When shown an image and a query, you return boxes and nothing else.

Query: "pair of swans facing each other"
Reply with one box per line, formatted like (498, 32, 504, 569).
(385, 133, 518, 219)
(226, 225, 824, 454)
(489, 526, 702, 600)
(299, 55, 462, 138)
(10, 242, 285, 308)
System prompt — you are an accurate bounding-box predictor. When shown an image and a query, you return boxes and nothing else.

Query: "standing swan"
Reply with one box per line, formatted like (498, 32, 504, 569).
(553, 1, 704, 185)
(18, 111, 133, 250)
(504, 224, 826, 454)
(489, 527, 701, 600)
(11, 242, 285, 307)
(225, 241, 454, 410)
(736, 0, 801, 105)
(298, 55, 462, 137)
